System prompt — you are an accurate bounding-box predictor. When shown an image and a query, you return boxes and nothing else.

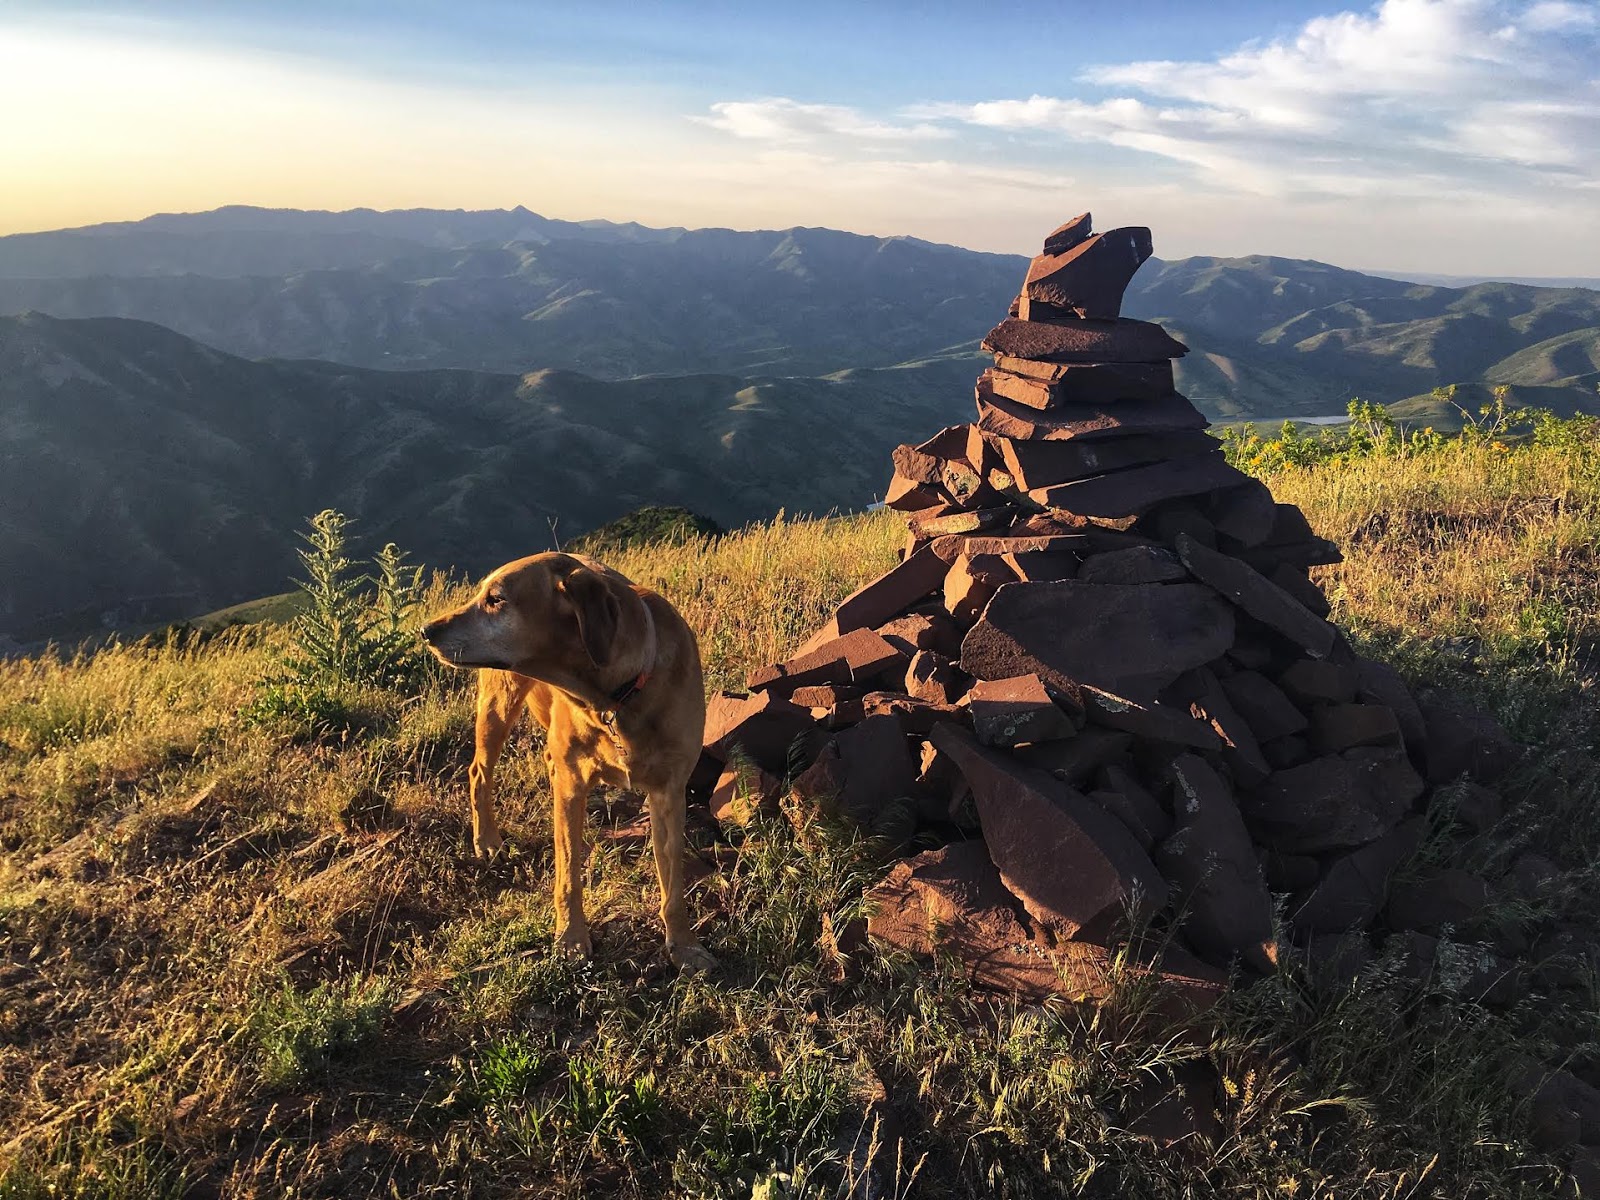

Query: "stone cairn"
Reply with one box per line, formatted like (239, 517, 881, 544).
(696, 214, 1521, 1017)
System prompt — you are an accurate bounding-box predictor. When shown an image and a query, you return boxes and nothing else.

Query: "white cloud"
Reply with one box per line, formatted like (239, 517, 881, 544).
(1523, 1, 1598, 30)
(928, 0, 1600, 198)
(693, 98, 949, 143)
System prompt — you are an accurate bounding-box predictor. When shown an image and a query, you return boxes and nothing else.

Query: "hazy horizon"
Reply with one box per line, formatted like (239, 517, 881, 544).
(4, 0, 1599, 275)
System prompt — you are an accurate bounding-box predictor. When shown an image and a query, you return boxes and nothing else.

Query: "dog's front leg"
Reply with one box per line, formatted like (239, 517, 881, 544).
(547, 745, 594, 957)
(469, 670, 532, 858)
(646, 782, 717, 972)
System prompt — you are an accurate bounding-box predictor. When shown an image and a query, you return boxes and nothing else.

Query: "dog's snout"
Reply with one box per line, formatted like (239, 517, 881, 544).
(420, 617, 448, 645)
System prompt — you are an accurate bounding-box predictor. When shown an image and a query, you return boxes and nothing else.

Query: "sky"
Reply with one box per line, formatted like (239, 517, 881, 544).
(2, 0, 1598, 274)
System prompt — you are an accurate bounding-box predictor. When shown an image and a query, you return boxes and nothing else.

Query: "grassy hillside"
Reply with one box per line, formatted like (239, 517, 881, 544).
(3, 439, 1599, 1197)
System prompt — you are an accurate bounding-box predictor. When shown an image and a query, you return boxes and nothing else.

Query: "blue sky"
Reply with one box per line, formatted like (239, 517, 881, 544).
(3, 0, 1598, 273)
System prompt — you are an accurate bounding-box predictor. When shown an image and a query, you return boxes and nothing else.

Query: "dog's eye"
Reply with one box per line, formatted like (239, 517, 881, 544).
(484, 592, 505, 610)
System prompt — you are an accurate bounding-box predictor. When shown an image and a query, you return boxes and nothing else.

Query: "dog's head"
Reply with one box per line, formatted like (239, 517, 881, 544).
(421, 553, 626, 677)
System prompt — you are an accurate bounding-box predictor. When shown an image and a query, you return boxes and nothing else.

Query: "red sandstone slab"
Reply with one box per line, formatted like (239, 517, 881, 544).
(976, 385, 1209, 443)
(865, 841, 1222, 1011)
(749, 627, 906, 694)
(908, 506, 1014, 540)
(943, 553, 1018, 625)
(702, 690, 820, 775)
(914, 424, 970, 460)
(795, 544, 949, 654)
(1080, 685, 1223, 750)
(1243, 747, 1426, 854)
(981, 317, 1187, 363)
(960, 580, 1235, 702)
(1027, 452, 1247, 517)
(1207, 480, 1278, 547)
(1042, 212, 1094, 256)
(927, 533, 1090, 563)
(905, 649, 967, 705)
(884, 472, 946, 512)
(999, 429, 1219, 491)
(1022, 226, 1154, 320)
(984, 361, 1176, 409)
(967, 673, 1078, 747)
(1157, 756, 1277, 971)
(890, 443, 944, 485)
(1176, 533, 1337, 659)
(711, 760, 783, 827)
(931, 724, 1167, 937)
(874, 611, 961, 658)
(998, 547, 1081, 583)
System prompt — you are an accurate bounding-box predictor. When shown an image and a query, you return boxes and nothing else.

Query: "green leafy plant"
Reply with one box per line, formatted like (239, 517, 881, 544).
(252, 973, 398, 1088)
(244, 510, 431, 730)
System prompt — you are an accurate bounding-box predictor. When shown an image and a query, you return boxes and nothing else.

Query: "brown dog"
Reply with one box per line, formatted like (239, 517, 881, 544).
(421, 552, 715, 971)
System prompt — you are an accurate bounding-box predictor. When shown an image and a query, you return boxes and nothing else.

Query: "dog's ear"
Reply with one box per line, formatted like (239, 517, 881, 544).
(562, 568, 622, 667)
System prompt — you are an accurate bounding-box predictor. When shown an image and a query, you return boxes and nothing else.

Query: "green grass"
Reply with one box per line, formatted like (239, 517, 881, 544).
(2, 443, 1600, 1196)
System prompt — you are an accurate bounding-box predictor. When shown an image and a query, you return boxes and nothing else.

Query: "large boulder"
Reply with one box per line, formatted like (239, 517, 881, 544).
(1291, 817, 1426, 936)
(932, 725, 1168, 938)
(1244, 748, 1426, 854)
(1020, 225, 1153, 319)
(961, 580, 1235, 701)
(1155, 755, 1277, 971)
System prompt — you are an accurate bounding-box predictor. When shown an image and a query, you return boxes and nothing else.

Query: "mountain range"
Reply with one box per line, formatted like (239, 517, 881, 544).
(0, 312, 982, 641)
(5, 207, 1598, 418)
(4, 205, 1599, 642)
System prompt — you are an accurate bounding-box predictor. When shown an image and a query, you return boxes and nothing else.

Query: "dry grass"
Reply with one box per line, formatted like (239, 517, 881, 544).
(1275, 441, 1600, 660)
(2, 447, 1598, 1198)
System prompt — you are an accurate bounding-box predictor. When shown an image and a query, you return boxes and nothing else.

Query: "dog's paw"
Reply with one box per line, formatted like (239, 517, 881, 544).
(554, 925, 593, 958)
(472, 832, 504, 860)
(668, 941, 718, 973)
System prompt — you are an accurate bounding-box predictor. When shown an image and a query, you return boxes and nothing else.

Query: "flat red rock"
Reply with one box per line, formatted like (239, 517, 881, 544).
(711, 760, 783, 826)
(943, 552, 1018, 626)
(1027, 453, 1248, 517)
(1156, 756, 1277, 971)
(702, 690, 821, 775)
(932, 725, 1167, 937)
(1076, 546, 1188, 585)
(997, 428, 1219, 490)
(1042, 212, 1093, 256)
(1080, 685, 1223, 750)
(961, 580, 1235, 701)
(985, 360, 1175, 408)
(749, 627, 907, 694)
(967, 673, 1078, 747)
(796, 544, 949, 653)
(1244, 747, 1426, 854)
(1292, 817, 1425, 936)
(977, 382, 1209, 443)
(865, 841, 1221, 1010)
(1219, 670, 1308, 742)
(1176, 533, 1337, 659)
(981, 317, 1188, 363)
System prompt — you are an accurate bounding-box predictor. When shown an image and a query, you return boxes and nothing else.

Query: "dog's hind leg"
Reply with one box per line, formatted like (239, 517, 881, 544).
(469, 670, 532, 859)
(646, 780, 718, 972)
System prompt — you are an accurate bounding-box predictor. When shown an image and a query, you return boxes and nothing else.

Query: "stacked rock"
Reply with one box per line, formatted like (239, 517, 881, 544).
(698, 214, 1518, 1013)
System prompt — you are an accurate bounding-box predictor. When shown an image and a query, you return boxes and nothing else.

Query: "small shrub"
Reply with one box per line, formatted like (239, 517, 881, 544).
(468, 1033, 549, 1108)
(247, 510, 433, 734)
(252, 973, 398, 1088)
